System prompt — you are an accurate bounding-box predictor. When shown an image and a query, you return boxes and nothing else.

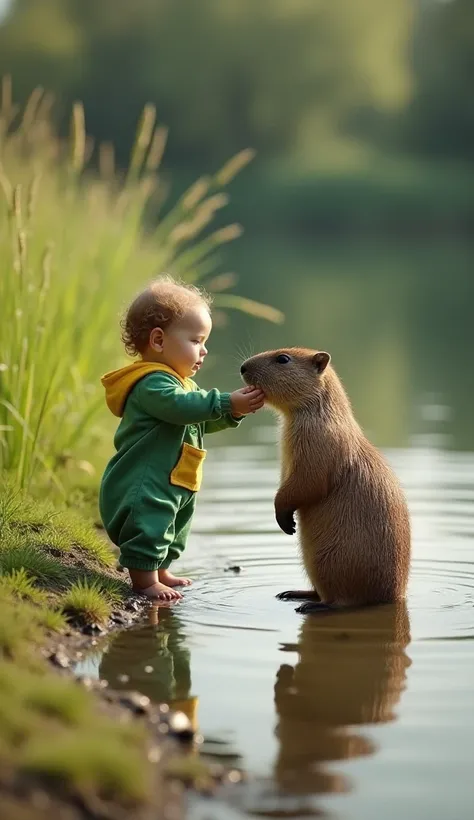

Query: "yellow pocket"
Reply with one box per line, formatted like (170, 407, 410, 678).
(170, 442, 207, 492)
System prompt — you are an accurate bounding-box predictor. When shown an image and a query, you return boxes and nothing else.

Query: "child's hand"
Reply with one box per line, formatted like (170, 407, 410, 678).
(231, 386, 265, 417)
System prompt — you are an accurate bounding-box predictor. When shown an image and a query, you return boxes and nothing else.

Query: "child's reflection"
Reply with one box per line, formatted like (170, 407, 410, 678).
(99, 604, 198, 729)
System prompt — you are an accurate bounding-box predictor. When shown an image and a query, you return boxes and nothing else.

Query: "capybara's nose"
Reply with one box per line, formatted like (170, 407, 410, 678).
(240, 363, 247, 375)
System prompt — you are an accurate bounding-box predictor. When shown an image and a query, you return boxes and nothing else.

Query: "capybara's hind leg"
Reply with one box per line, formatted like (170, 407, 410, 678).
(277, 589, 321, 602)
(295, 600, 336, 614)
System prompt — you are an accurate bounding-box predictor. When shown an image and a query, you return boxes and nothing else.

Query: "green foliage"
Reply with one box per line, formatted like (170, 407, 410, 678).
(0, 591, 41, 659)
(0, 597, 151, 804)
(233, 162, 474, 236)
(52, 509, 116, 566)
(35, 606, 68, 633)
(0, 480, 127, 632)
(0, 475, 116, 569)
(2, 0, 471, 165)
(0, 541, 64, 583)
(0, 500, 153, 808)
(406, 0, 474, 161)
(25, 676, 91, 725)
(22, 726, 149, 802)
(0, 0, 413, 166)
(61, 578, 113, 625)
(0, 83, 281, 492)
(0, 567, 47, 604)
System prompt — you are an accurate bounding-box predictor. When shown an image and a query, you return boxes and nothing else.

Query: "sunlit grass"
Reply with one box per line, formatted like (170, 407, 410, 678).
(0, 542, 64, 583)
(22, 725, 149, 802)
(61, 579, 113, 625)
(0, 567, 47, 604)
(0, 79, 282, 492)
(0, 595, 152, 804)
(0, 479, 128, 631)
(0, 592, 41, 660)
(0, 476, 116, 567)
(25, 676, 91, 726)
(36, 607, 68, 633)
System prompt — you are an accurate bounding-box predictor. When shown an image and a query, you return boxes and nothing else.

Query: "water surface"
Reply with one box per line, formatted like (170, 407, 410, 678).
(83, 237, 474, 817)
(83, 426, 474, 819)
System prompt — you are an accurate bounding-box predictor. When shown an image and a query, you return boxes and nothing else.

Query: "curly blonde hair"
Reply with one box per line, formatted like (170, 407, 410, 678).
(121, 275, 212, 357)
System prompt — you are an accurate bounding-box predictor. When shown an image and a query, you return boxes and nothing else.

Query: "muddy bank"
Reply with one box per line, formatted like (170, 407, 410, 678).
(0, 487, 244, 820)
(13, 594, 245, 820)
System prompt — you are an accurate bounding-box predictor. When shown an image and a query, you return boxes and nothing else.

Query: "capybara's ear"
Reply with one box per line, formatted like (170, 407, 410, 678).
(312, 351, 331, 373)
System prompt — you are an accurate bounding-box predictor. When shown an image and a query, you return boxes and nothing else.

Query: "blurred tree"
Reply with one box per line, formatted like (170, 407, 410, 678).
(0, 0, 413, 168)
(405, 0, 474, 161)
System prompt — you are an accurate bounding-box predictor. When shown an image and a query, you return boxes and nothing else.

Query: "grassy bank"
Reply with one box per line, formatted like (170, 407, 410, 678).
(0, 478, 159, 814)
(0, 478, 218, 817)
(0, 478, 128, 625)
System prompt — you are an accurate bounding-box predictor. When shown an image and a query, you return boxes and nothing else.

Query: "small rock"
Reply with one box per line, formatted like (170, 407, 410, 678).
(224, 565, 242, 573)
(144, 665, 153, 674)
(110, 611, 127, 625)
(124, 599, 141, 613)
(31, 790, 51, 810)
(209, 763, 225, 781)
(120, 691, 151, 715)
(148, 746, 161, 764)
(82, 622, 106, 636)
(166, 710, 195, 742)
(49, 650, 70, 669)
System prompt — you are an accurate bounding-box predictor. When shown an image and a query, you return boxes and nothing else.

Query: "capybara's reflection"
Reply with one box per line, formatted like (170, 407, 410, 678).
(273, 603, 411, 797)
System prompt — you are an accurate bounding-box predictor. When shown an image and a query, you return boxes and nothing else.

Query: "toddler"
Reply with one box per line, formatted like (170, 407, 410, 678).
(99, 276, 264, 601)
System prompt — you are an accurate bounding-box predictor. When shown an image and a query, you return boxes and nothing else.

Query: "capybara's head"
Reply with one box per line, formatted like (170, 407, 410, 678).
(240, 347, 331, 411)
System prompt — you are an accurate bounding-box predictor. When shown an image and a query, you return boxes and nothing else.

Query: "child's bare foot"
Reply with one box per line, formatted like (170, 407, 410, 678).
(138, 581, 182, 602)
(129, 568, 182, 601)
(159, 568, 193, 588)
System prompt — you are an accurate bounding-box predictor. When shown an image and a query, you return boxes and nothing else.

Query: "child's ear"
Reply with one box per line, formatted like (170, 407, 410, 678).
(312, 351, 331, 373)
(150, 327, 164, 352)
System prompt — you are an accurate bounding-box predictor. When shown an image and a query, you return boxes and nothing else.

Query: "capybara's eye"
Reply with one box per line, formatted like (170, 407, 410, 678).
(276, 354, 291, 364)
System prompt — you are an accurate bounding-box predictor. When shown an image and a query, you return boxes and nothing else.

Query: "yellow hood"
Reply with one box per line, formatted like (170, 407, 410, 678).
(101, 362, 191, 417)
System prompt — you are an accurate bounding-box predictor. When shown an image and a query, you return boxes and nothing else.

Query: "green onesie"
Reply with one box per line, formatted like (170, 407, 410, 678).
(99, 361, 241, 571)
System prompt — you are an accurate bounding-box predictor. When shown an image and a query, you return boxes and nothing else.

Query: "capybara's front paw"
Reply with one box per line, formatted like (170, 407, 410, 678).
(275, 507, 296, 535)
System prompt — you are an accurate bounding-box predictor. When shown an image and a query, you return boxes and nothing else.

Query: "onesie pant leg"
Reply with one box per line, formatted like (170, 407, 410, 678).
(166, 496, 196, 566)
(118, 493, 178, 572)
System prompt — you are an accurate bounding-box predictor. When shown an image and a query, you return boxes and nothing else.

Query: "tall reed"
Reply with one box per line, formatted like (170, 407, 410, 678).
(0, 81, 283, 490)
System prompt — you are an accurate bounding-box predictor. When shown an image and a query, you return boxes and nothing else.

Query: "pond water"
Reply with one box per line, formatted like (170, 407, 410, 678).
(79, 423, 474, 819)
(82, 237, 474, 818)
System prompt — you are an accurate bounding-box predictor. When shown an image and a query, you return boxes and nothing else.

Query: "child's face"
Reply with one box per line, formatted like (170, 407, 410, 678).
(150, 306, 212, 378)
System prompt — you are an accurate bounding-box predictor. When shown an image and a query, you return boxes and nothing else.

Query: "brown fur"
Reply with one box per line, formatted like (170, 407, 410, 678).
(273, 603, 411, 795)
(241, 348, 411, 607)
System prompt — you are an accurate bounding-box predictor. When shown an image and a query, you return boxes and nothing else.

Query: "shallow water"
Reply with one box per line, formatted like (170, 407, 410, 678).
(79, 423, 474, 819)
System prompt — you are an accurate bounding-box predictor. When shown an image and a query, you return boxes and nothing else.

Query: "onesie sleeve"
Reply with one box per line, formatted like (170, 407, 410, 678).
(204, 414, 243, 434)
(136, 373, 232, 425)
